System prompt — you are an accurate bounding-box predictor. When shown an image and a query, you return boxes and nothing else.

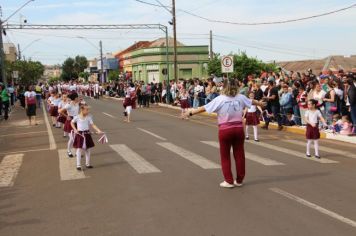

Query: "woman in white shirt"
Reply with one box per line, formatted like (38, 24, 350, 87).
(184, 79, 265, 188)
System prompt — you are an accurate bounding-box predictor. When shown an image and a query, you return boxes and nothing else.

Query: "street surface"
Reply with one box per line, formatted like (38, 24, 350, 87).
(1, 97, 356, 236)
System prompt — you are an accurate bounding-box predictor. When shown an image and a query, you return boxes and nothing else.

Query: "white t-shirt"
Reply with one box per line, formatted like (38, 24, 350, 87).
(65, 103, 79, 117)
(204, 94, 252, 125)
(72, 115, 93, 131)
(305, 110, 322, 125)
(24, 91, 36, 98)
(51, 98, 61, 106)
(247, 105, 257, 113)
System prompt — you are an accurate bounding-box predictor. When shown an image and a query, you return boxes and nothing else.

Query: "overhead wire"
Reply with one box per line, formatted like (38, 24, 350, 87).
(133, 0, 356, 25)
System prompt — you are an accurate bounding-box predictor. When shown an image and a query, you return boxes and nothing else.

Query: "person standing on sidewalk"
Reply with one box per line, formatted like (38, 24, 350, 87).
(184, 79, 265, 188)
(262, 81, 283, 130)
(35, 83, 43, 108)
(348, 74, 356, 134)
(0, 85, 10, 120)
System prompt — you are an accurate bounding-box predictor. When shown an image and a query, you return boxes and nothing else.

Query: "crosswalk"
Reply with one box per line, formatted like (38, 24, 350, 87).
(0, 136, 352, 187)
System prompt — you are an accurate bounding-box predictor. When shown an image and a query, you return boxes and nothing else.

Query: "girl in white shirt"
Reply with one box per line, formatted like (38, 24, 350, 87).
(49, 92, 61, 128)
(59, 93, 80, 158)
(57, 94, 68, 131)
(244, 92, 262, 141)
(71, 104, 102, 170)
(305, 99, 327, 159)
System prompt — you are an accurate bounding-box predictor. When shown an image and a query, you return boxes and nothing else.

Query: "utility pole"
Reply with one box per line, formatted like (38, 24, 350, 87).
(99, 40, 104, 83)
(209, 30, 213, 60)
(172, 0, 178, 83)
(17, 43, 21, 60)
(0, 19, 6, 85)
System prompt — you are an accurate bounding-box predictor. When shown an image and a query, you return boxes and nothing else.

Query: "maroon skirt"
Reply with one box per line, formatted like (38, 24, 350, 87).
(63, 117, 74, 133)
(306, 124, 320, 140)
(57, 115, 66, 124)
(50, 106, 59, 117)
(180, 99, 189, 109)
(123, 97, 132, 108)
(246, 112, 260, 126)
(73, 131, 95, 149)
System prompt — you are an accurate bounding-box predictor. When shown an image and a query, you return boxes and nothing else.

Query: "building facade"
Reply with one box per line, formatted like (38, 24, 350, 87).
(116, 38, 209, 83)
(4, 43, 18, 62)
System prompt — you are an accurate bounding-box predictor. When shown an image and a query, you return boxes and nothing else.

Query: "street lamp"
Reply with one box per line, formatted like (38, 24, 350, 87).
(19, 38, 41, 60)
(0, 0, 35, 86)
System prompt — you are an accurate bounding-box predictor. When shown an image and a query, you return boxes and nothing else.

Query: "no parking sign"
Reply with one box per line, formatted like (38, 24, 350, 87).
(221, 56, 234, 73)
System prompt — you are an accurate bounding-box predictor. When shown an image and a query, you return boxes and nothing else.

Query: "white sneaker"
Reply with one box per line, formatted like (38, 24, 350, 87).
(220, 181, 235, 188)
(234, 180, 243, 187)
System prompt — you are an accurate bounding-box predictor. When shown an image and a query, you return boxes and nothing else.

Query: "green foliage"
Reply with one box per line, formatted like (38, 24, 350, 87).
(48, 76, 61, 84)
(61, 55, 88, 81)
(108, 70, 119, 81)
(6, 60, 44, 86)
(208, 53, 222, 77)
(79, 72, 90, 81)
(207, 52, 277, 79)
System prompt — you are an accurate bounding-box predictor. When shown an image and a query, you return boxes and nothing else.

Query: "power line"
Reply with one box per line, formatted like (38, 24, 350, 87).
(134, 0, 356, 25)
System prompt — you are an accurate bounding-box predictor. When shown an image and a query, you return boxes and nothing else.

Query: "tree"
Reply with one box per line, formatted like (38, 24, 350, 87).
(108, 70, 119, 81)
(79, 72, 90, 81)
(61, 55, 88, 81)
(207, 52, 277, 79)
(6, 60, 44, 86)
(207, 53, 222, 77)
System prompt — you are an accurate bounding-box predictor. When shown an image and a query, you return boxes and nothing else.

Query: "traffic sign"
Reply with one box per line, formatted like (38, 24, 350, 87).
(221, 56, 234, 73)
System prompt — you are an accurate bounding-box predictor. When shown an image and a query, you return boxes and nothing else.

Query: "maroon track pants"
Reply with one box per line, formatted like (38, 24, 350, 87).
(218, 127, 245, 184)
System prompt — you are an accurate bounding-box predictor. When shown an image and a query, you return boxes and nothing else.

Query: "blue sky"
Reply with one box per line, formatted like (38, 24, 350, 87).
(2, 0, 356, 65)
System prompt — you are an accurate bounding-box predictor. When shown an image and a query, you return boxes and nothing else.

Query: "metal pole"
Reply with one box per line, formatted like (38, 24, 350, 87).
(164, 26, 170, 103)
(209, 30, 213, 60)
(172, 0, 178, 83)
(99, 40, 104, 83)
(0, 20, 7, 87)
(18, 43, 21, 60)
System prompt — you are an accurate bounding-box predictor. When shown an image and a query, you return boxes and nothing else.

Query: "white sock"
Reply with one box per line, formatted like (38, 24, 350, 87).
(245, 125, 249, 137)
(85, 149, 91, 166)
(253, 126, 258, 140)
(67, 135, 74, 152)
(314, 140, 319, 156)
(306, 139, 312, 155)
(76, 149, 82, 167)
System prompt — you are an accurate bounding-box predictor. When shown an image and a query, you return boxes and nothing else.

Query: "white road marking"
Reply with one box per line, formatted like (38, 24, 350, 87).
(110, 144, 161, 174)
(0, 154, 24, 187)
(282, 139, 356, 159)
(58, 149, 87, 181)
(103, 112, 116, 118)
(0, 148, 50, 156)
(248, 141, 338, 164)
(270, 188, 356, 228)
(201, 141, 285, 166)
(137, 128, 167, 141)
(157, 142, 220, 169)
(42, 102, 57, 150)
(0, 131, 47, 137)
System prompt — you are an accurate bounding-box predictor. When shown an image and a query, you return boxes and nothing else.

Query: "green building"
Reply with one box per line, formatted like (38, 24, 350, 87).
(119, 38, 209, 83)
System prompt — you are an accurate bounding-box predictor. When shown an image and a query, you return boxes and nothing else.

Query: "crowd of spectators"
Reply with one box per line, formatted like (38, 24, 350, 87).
(105, 68, 356, 135)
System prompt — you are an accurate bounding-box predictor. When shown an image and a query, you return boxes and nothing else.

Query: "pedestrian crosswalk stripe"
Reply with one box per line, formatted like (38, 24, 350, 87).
(247, 141, 338, 164)
(0, 154, 23, 187)
(137, 128, 167, 141)
(201, 141, 285, 166)
(282, 139, 356, 159)
(110, 144, 161, 174)
(157, 142, 220, 169)
(58, 149, 87, 181)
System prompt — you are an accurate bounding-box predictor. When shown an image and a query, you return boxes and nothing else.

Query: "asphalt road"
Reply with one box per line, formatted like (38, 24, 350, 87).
(1, 97, 356, 236)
